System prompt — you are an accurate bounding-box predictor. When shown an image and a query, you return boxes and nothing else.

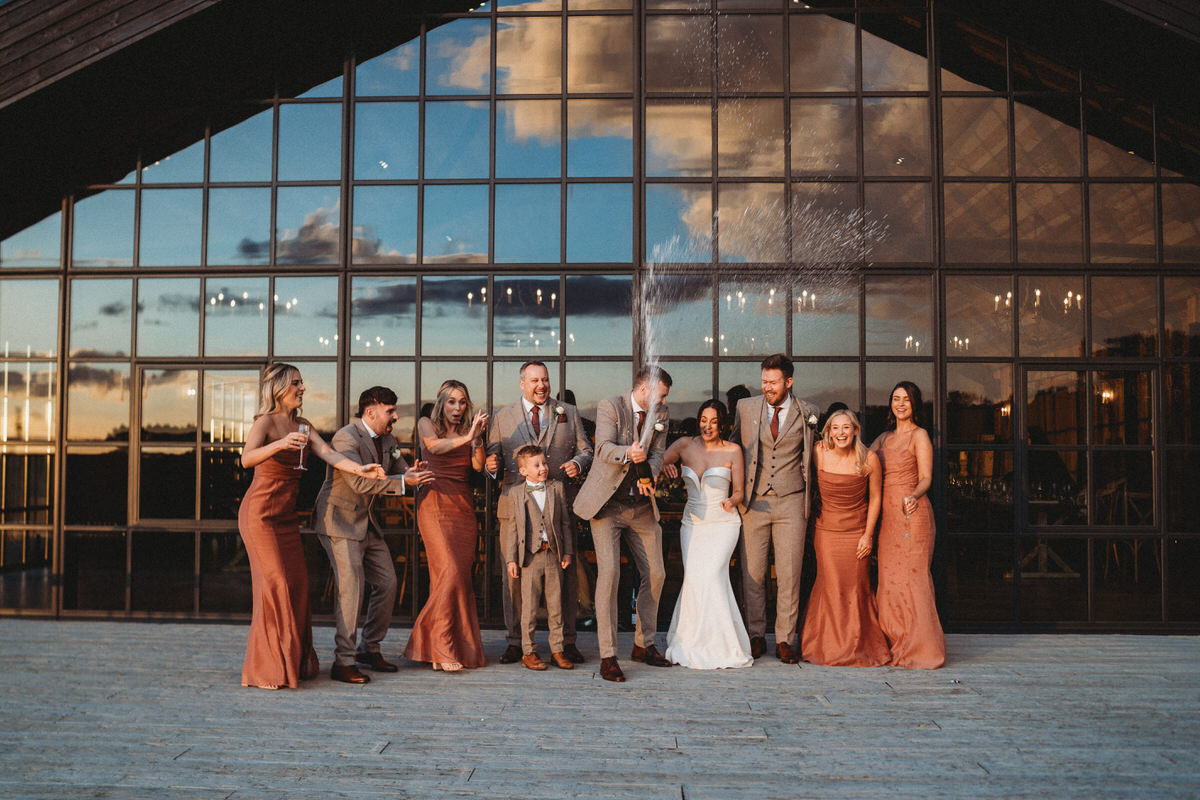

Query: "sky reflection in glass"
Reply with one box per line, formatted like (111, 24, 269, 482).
(567, 184, 632, 263)
(276, 187, 341, 265)
(567, 100, 633, 178)
(208, 188, 270, 266)
(69, 279, 131, 358)
(866, 275, 932, 356)
(355, 102, 418, 180)
(422, 276, 488, 355)
(278, 104, 342, 181)
(647, 274, 711, 357)
(426, 18, 490, 95)
(353, 186, 417, 264)
(0, 363, 55, 443)
(493, 275, 561, 356)
(349, 362, 416, 442)
(646, 101, 711, 178)
(793, 274, 858, 357)
(351, 276, 416, 356)
(719, 280, 785, 355)
(425, 101, 490, 179)
(204, 277, 268, 357)
(137, 278, 200, 357)
(497, 100, 560, 178)
(73, 190, 133, 267)
(357, 40, 420, 96)
(0, 279, 58, 357)
(564, 275, 632, 356)
(645, 15, 710, 93)
(646, 184, 712, 263)
(141, 138, 203, 184)
(210, 109, 272, 183)
(791, 99, 857, 176)
(567, 17, 633, 93)
(497, 17, 561, 94)
(273, 276, 339, 357)
(67, 363, 130, 441)
(140, 189, 202, 266)
(423, 185, 488, 263)
(1, 212, 60, 268)
(495, 185, 560, 263)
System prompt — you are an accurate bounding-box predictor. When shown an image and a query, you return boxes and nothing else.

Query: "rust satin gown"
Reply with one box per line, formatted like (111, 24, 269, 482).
(404, 440, 486, 668)
(236, 441, 319, 689)
(801, 470, 891, 667)
(876, 443, 946, 669)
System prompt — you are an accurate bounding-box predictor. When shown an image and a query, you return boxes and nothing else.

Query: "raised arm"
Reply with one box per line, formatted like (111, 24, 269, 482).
(306, 421, 386, 481)
(419, 414, 487, 470)
(659, 436, 689, 480)
(240, 416, 301, 469)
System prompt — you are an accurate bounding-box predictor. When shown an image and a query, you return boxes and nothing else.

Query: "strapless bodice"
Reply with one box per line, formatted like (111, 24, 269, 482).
(682, 466, 734, 514)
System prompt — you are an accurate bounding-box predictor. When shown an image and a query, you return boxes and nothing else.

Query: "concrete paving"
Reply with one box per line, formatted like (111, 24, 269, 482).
(0, 620, 1197, 799)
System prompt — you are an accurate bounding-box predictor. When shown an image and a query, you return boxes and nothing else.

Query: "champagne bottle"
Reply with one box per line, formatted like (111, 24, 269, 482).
(634, 458, 654, 490)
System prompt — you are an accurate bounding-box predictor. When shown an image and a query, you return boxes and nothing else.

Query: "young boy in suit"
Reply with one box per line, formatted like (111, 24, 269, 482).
(499, 444, 575, 670)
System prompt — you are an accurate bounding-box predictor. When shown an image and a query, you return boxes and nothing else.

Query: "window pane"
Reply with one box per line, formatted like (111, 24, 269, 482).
(1160, 112, 1200, 179)
(1026, 453, 1086, 525)
(1165, 277, 1200, 356)
(1091, 276, 1156, 357)
(141, 138, 203, 184)
(425, 102, 490, 179)
(1094, 370, 1152, 446)
(717, 360, 761, 411)
(422, 276, 489, 356)
(202, 370, 258, 444)
(864, 182, 930, 262)
(718, 280, 784, 356)
(646, 16, 711, 93)
(1026, 370, 1085, 446)
(1165, 365, 1199, 445)
(1, 212, 60, 268)
(647, 274, 711, 357)
(289, 361, 338, 434)
(493, 275, 561, 356)
(943, 536, 1015, 621)
(352, 185, 417, 264)
(354, 102, 418, 180)
(565, 361, 631, 429)
(67, 364, 130, 442)
(351, 276, 417, 357)
(70, 279, 131, 358)
(793, 276, 858, 357)
(1018, 276, 1085, 357)
(1093, 451, 1154, 525)
(423, 185, 489, 263)
(1166, 453, 1200, 531)
(646, 101, 711, 178)
(208, 188, 271, 266)
(1089, 184, 1155, 263)
(944, 275, 1012, 357)
(134, 530, 196, 611)
(791, 99, 856, 177)
(496, 17, 561, 94)
(0, 364, 55, 443)
(864, 362, 933, 440)
(495, 185, 560, 263)
(863, 98, 929, 176)
(646, 184, 712, 262)
(568, 99, 633, 178)
(861, 14, 928, 91)
(348, 362, 417, 443)
(199, 531, 250, 610)
(1018, 536, 1085, 618)
(497, 100, 560, 178)
(717, 15, 782, 92)
(790, 182, 866, 265)
(356, 40, 420, 96)
(64, 448, 126, 525)
(0, 279, 59, 357)
(204, 278, 268, 357)
(865, 275, 931, 356)
(1167, 538, 1200, 620)
(938, 18, 1006, 93)
(947, 363, 1013, 444)
(945, 452, 1014, 533)
(210, 108, 273, 183)
(1016, 183, 1083, 263)
(1085, 90, 1154, 178)
(273, 276, 338, 357)
(299, 74, 342, 99)
(565, 274, 632, 356)
(567, 17, 633, 93)
(717, 183, 787, 263)
(790, 361, 858, 417)
(419, 363, 487, 411)
(63, 530, 126, 610)
(141, 369, 198, 442)
(943, 182, 1011, 263)
(942, 98, 1008, 177)
(140, 447, 195, 519)
(1014, 98, 1080, 178)
(657, 362, 713, 426)
(0, 527, 52, 609)
(1162, 182, 1200, 263)
(276, 187, 340, 265)
(718, 99, 784, 177)
(140, 189, 202, 266)
(278, 104, 342, 181)
(72, 190, 133, 267)
(1095, 535, 1161, 621)
(789, 13, 855, 91)
(137, 278, 199, 358)
(567, 184, 632, 263)
(426, 18, 490, 95)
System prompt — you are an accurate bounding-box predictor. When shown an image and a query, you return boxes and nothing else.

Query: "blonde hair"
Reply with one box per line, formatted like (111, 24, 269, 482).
(255, 363, 301, 421)
(821, 409, 869, 475)
(430, 379, 473, 438)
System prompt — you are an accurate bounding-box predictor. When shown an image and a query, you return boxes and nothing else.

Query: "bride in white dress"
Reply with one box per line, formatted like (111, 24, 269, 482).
(660, 400, 754, 669)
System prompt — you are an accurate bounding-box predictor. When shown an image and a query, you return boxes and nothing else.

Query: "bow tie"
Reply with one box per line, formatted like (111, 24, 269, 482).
(526, 483, 546, 493)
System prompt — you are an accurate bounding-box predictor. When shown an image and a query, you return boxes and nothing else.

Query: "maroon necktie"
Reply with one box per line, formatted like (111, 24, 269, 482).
(770, 405, 781, 439)
(636, 410, 645, 436)
(530, 404, 541, 436)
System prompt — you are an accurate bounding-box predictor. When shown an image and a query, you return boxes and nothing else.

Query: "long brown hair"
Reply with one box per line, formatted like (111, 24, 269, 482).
(429, 379, 473, 438)
(255, 363, 300, 421)
(886, 380, 924, 429)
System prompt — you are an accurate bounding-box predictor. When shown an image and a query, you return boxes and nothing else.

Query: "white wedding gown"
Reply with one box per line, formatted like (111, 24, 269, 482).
(665, 466, 754, 669)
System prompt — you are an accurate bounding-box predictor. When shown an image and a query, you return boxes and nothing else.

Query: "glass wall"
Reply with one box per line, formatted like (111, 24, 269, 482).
(0, 1, 1197, 629)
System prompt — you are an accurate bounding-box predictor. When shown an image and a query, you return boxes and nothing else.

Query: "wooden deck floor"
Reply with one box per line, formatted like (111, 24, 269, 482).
(1, 621, 1197, 799)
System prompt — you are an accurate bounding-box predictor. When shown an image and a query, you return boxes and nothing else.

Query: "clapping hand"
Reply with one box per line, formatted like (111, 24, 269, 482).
(469, 410, 489, 439)
(404, 466, 435, 486)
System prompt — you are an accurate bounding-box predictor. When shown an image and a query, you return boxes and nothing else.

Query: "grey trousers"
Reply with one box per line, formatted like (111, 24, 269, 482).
(739, 491, 807, 645)
(520, 547, 565, 654)
(503, 533, 578, 648)
(319, 528, 396, 666)
(591, 500, 665, 659)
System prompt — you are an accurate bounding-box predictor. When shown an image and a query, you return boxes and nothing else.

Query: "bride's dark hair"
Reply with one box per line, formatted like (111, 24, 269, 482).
(697, 398, 729, 432)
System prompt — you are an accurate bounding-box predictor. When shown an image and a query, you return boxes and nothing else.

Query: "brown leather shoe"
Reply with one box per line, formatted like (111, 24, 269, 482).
(330, 663, 370, 684)
(750, 636, 766, 659)
(630, 643, 672, 667)
(522, 652, 548, 671)
(499, 644, 523, 664)
(600, 656, 626, 682)
(550, 652, 574, 670)
(776, 641, 800, 664)
(356, 651, 398, 672)
(562, 643, 586, 664)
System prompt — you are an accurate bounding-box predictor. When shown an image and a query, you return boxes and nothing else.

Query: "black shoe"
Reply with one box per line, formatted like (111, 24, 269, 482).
(499, 644, 523, 664)
(356, 651, 398, 672)
(330, 663, 370, 684)
(562, 643, 586, 664)
(750, 636, 766, 659)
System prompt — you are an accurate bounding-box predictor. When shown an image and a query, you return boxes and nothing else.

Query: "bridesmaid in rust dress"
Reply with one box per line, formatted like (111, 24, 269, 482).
(801, 409, 890, 667)
(404, 379, 488, 671)
(238, 363, 386, 690)
(869, 381, 946, 669)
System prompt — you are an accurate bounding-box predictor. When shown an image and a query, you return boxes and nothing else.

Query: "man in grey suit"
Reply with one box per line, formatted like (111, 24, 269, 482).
(485, 360, 593, 665)
(313, 386, 433, 684)
(573, 366, 672, 683)
(730, 353, 819, 664)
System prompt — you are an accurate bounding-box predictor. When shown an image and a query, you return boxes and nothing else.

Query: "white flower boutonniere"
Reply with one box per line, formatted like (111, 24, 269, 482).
(554, 405, 566, 421)
(388, 444, 402, 460)
(653, 421, 665, 433)
(805, 413, 818, 429)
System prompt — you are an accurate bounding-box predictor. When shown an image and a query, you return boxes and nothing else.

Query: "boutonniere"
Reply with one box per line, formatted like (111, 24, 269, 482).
(805, 413, 818, 429)
(388, 444, 401, 460)
(653, 421, 665, 433)
(554, 405, 566, 422)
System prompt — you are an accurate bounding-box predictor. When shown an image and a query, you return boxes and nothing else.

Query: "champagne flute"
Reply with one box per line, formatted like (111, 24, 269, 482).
(902, 495, 912, 538)
(295, 422, 310, 470)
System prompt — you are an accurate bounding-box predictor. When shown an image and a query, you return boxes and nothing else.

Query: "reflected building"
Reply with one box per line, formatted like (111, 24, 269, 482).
(1, 0, 1198, 630)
